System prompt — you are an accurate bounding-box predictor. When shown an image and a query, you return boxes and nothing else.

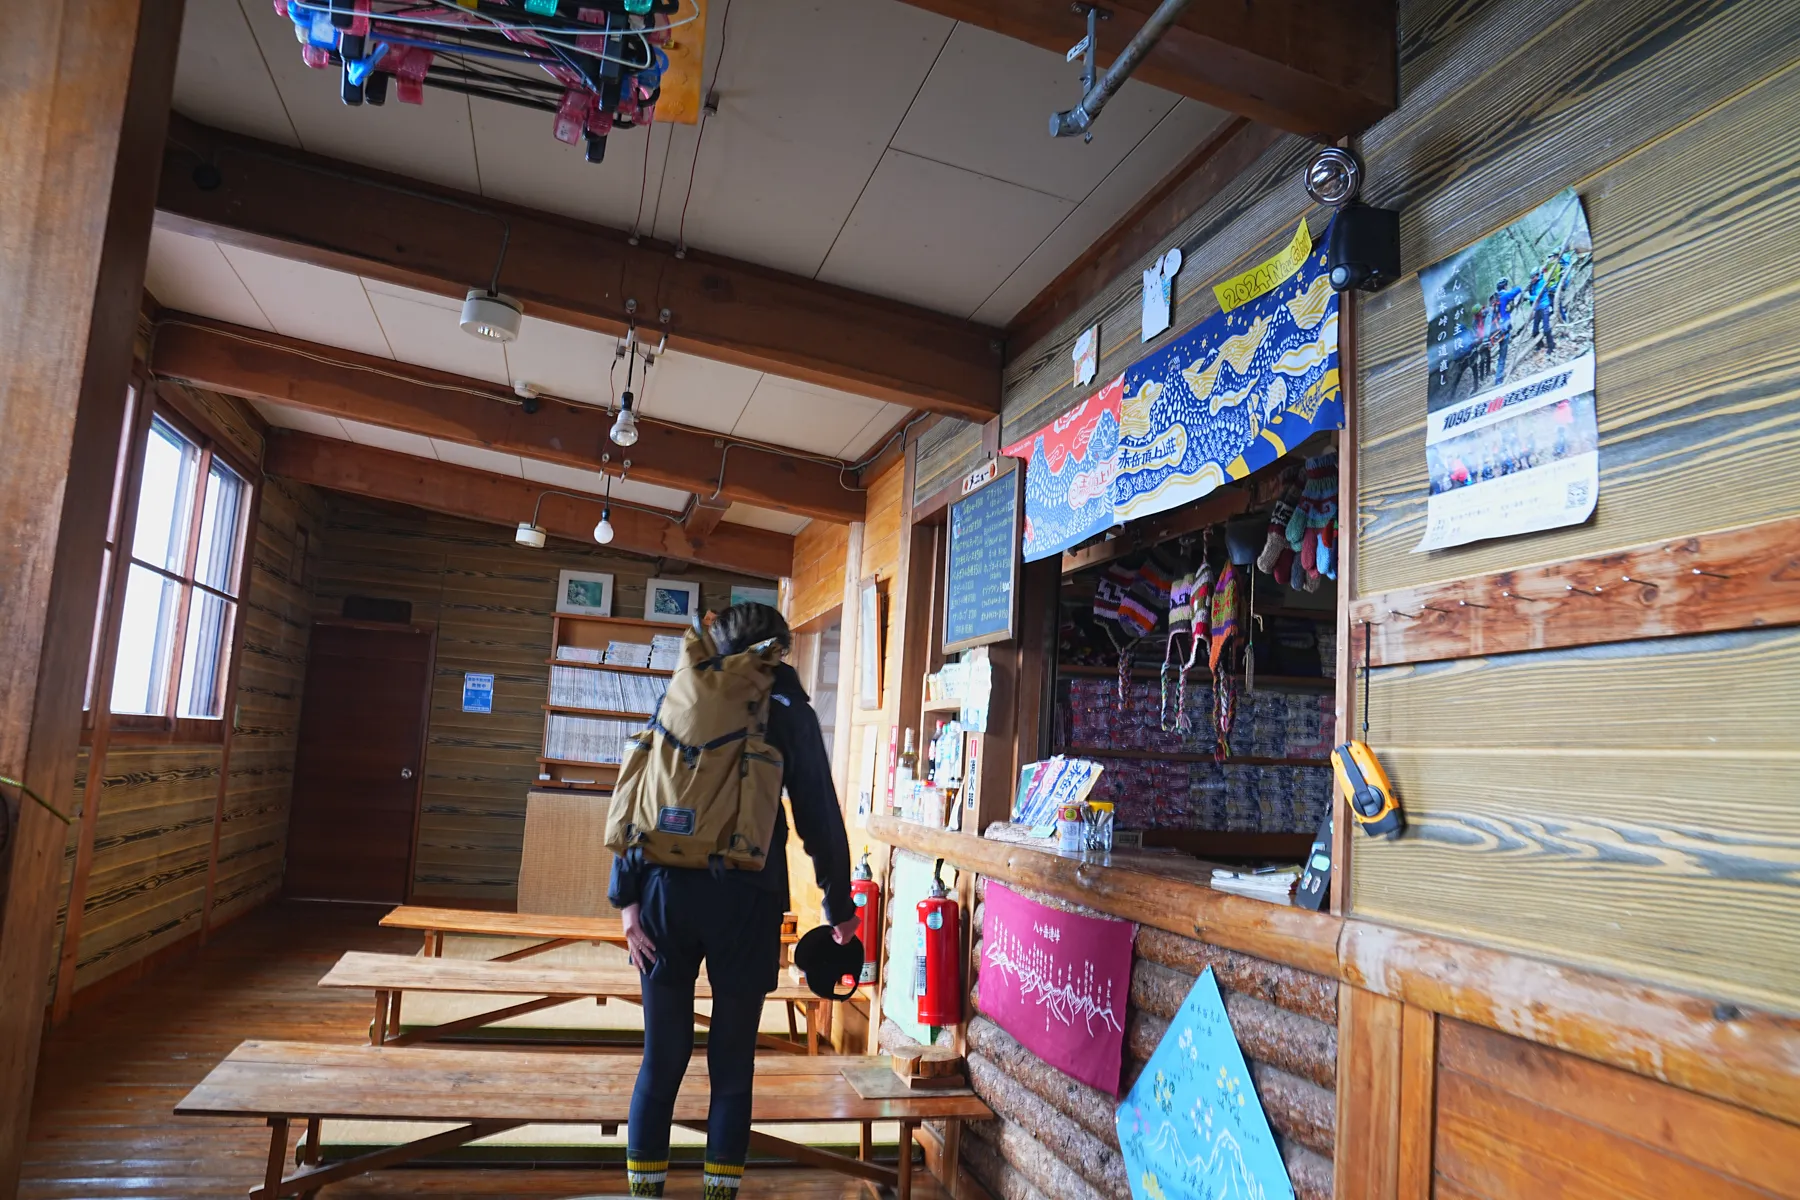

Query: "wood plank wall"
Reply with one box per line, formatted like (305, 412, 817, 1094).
(305, 496, 766, 904)
(947, 879, 1338, 1200)
(845, 459, 907, 849)
(788, 519, 850, 630)
(913, 417, 984, 506)
(1345, 0, 1800, 1015)
(44, 397, 320, 1004)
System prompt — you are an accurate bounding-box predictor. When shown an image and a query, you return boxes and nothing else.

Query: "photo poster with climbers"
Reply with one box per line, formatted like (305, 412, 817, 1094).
(1116, 967, 1293, 1200)
(978, 883, 1134, 1095)
(882, 850, 958, 1044)
(1415, 188, 1598, 551)
(1110, 223, 1343, 526)
(1002, 377, 1124, 563)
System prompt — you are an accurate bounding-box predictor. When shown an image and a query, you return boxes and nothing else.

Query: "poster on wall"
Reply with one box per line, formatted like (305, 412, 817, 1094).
(978, 883, 1133, 1095)
(1414, 188, 1597, 551)
(1001, 377, 1123, 563)
(1116, 967, 1293, 1200)
(1111, 222, 1343, 524)
(881, 851, 957, 1043)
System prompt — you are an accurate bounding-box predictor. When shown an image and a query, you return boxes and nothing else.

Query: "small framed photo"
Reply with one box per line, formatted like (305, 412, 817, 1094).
(857, 576, 884, 710)
(556, 569, 614, 617)
(645, 577, 701, 624)
(730, 585, 779, 609)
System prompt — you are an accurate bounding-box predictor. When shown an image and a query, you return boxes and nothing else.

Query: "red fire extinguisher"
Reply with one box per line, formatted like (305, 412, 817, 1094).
(850, 849, 881, 985)
(915, 858, 961, 1028)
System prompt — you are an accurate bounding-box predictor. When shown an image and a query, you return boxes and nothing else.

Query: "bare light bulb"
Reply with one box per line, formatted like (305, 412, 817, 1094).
(610, 391, 639, 447)
(594, 506, 614, 544)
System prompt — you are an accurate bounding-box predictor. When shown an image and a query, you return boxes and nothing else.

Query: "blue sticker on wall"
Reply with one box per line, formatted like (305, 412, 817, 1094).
(461, 672, 494, 714)
(1115, 967, 1293, 1200)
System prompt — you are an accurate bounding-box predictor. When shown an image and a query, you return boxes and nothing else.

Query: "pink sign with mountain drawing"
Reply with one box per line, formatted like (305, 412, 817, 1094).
(978, 882, 1135, 1095)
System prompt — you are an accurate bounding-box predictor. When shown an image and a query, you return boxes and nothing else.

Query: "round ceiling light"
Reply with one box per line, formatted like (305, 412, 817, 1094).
(1304, 147, 1363, 209)
(461, 289, 523, 342)
(514, 522, 547, 549)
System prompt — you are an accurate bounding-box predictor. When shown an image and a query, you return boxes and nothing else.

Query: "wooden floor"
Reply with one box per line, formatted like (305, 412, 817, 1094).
(22, 900, 949, 1199)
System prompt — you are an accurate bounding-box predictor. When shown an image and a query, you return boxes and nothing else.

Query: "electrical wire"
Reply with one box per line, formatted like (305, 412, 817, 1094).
(630, 109, 657, 239)
(675, 0, 734, 250)
(287, 0, 701, 69)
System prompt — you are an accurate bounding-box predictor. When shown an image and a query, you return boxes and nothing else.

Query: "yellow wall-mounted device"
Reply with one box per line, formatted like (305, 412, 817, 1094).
(1332, 740, 1404, 840)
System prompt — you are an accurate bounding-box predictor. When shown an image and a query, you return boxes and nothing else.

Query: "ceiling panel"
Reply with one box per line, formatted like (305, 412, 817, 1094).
(731, 376, 891, 458)
(470, 95, 673, 232)
(431, 439, 523, 477)
(364, 278, 511, 385)
(338, 416, 439, 459)
(520, 459, 689, 513)
(638, 350, 763, 434)
(145, 227, 272, 330)
(840, 402, 911, 459)
(817, 150, 1074, 317)
(217, 244, 394, 358)
(724, 503, 811, 536)
(891, 24, 1178, 203)
(233, 0, 483, 192)
(172, 0, 299, 145)
(252, 399, 347, 440)
(972, 98, 1231, 326)
(647, 0, 954, 276)
(504, 317, 619, 408)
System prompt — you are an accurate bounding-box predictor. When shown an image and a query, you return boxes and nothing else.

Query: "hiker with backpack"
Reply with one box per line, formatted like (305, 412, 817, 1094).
(606, 601, 857, 1200)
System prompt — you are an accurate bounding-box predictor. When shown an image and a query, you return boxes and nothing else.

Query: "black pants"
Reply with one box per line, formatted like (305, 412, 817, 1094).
(627, 867, 785, 1171)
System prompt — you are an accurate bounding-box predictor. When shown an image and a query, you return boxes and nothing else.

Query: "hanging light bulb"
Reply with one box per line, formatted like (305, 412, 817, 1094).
(594, 505, 615, 544)
(611, 390, 639, 447)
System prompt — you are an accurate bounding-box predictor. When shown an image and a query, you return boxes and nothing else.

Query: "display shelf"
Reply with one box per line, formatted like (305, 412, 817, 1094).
(1060, 746, 1330, 768)
(921, 698, 963, 713)
(1055, 663, 1334, 692)
(542, 703, 655, 720)
(1140, 830, 1316, 858)
(537, 756, 622, 770)
(544, 658, 673, 676)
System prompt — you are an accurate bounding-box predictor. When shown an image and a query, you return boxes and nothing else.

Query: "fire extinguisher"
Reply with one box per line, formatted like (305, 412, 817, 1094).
(915, 858, 961, 1028)
(850, 849, 881, 985)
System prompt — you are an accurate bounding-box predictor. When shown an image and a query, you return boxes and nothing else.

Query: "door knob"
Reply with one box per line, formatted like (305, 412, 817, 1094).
(400, 767, 415, 780)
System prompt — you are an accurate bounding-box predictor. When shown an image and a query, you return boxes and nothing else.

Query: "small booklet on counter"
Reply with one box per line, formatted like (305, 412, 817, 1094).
(1209, 865, 1301, 905)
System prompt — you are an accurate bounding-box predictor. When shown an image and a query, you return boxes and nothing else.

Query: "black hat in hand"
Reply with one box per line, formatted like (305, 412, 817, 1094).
(794, 925, 863, 1001)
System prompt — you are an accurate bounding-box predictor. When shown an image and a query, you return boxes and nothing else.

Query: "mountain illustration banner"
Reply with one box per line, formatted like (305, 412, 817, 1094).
(1116, 967, 1292, 1200)
(1002, 377, 1124, 563)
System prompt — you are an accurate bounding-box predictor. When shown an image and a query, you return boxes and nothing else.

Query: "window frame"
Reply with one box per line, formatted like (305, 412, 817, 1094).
(94, 382, 260, 745)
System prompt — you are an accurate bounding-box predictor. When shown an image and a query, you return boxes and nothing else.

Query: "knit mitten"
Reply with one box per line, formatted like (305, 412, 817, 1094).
(1259, 484, 1303, 574)
(1318, 518, 1337, 581)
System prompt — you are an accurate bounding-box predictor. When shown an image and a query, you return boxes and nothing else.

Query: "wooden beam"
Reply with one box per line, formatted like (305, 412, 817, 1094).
(684, 495, 731, 538)
(1007, 118, 1282, 354)
(264, 432, 792, 578)
(152, 315, 864, 525)
(1346, 513, 1800, 667)
(888, 0, 1394, 141)
(0, 1, 183, 1191)
(157, 118, 1002, 421)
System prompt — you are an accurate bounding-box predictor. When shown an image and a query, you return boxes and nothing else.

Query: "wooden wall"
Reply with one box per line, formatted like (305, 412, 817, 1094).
(45, 393, 318, 1005)
(304, 496, 764, 904)
(913, 417, 984, 506)
(844, 457, 908, 848)
(788, 518, 849, 630)
(1345, 0, 1800, 1015)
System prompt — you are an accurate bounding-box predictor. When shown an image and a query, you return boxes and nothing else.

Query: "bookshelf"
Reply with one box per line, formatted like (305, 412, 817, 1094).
(537, 613, 681, 791)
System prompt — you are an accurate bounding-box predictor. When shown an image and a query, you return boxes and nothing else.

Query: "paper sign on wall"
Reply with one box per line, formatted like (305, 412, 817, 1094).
(1073, 325, 1099, 387)
(1141, 247, 1182, 341)
(979, 883, 1133, 1094)
(1214, 220, 1312, 313)
(462, 672, 494, 714)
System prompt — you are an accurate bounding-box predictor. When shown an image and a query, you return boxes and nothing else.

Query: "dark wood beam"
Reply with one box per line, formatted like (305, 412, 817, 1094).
(0, 1, 183, 1190)
(683, 495, 731, 538)
(891, 0, 1394, 141)
(157, 117, 1002, 421)
(1007, 117, 1283, 353)
(152, 315, 864, 525)
(265, 431, 791, 578)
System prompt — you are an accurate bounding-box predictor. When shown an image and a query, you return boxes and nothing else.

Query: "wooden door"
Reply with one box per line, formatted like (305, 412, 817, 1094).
(285, 622, 434, 902)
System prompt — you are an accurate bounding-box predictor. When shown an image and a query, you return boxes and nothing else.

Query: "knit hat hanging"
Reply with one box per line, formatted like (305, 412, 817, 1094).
(1160, 558, 1214, 734)
(1257, 475, 1303, 580)
(1209, 561, 1245, 758)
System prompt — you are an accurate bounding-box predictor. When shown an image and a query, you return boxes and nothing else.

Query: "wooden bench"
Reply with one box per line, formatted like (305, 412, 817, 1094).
(176, 1040, 992, 1200)
(322, 950, 832, 1054)
(380, 904, 802, 962)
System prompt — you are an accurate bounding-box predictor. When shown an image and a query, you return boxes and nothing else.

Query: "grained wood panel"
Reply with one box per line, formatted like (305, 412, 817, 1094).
(307, 497, 764, 902)
(1353, 628, 1800, 1008)
(1335, 985, 1402, 1200)
(1437, 1018, 1800, 1197)
(914, 419, 984, 507)
(789, 520, 849, 630)
(1358, 47, 1800, 592)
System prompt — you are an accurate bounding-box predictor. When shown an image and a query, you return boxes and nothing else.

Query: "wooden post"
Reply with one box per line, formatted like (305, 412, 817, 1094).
(1331, 287, 1360, 916)
(0, 1, 184, 1188)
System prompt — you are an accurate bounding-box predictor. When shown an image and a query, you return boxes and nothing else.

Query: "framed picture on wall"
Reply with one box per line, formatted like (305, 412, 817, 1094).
(645, 577, 701, 624)
(857, 576, 884, 710)
(730, 584, 779, 608)
(555, 569, 614, 617)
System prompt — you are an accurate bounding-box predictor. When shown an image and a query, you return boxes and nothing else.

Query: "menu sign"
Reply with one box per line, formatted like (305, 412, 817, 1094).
(944, 468, 1021, 653)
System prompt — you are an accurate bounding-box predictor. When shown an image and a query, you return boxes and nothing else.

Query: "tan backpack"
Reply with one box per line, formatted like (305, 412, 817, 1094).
(604, 625, 786, 871)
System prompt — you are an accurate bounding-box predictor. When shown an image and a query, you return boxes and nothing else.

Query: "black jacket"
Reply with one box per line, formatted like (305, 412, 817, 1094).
(607, 662, 855, 926)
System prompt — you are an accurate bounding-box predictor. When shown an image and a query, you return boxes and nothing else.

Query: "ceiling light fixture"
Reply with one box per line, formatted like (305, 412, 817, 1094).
(594, 471, 615, 544)
(1304, 146, 1363, 208)
(461, 288, 523, 342)
(514, 521, 547, 548)
(611, 333, 641, 447)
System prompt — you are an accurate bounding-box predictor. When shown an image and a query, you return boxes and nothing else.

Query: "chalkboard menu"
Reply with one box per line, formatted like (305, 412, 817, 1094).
(944, 468, 1021, 653)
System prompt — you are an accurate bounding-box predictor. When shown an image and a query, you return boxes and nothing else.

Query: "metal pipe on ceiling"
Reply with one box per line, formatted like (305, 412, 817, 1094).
(1050, 0, 1199, 140)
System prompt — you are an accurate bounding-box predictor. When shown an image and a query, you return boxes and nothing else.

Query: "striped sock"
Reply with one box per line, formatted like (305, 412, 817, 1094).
(702, 1159, 745, 1200)
(626, 1157, 668, 1197)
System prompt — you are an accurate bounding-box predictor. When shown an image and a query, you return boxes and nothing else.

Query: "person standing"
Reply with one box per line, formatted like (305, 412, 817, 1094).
(1491, 277, 1524, 385)
(610, 602, 858, 1200)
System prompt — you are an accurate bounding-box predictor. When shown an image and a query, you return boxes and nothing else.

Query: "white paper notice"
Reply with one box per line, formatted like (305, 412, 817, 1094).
(1073, 325, 1097, 388)
(1140, 247, 1181, 342)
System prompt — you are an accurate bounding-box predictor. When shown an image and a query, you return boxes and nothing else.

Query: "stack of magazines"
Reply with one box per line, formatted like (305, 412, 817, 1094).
(649, 633, 684, 671)
(554, 645, 604, 664)
(545, 713, 645, 764)
(548, 667, 667, 713)
(605, 640, 653, 668)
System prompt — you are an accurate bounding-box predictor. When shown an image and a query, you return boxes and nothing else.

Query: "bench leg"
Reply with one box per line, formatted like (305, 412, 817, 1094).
(370, 992, 388, 1045)
(942, 1119, 962, 1191)
(787, 1000, 800, 1040)
(859, 1120, 873, 1162)
(807, 1002, 819, 1055)
(263, 1118, 289, 1196)
(898, 1120, 916, 1200)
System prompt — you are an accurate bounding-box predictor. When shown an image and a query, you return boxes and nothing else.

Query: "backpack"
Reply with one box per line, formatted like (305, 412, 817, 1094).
(604, 625, 786, 871)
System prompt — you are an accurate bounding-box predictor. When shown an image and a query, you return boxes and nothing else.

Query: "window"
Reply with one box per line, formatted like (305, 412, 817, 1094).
(103, 405, 253, 732)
